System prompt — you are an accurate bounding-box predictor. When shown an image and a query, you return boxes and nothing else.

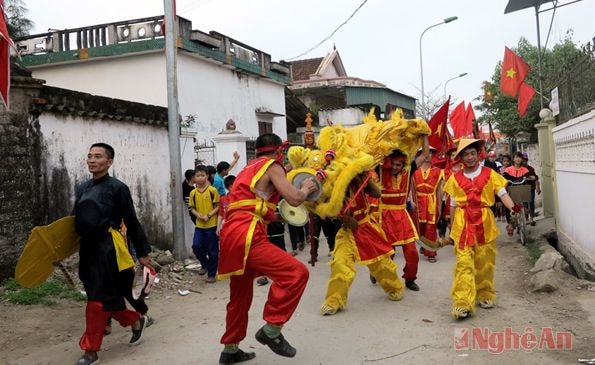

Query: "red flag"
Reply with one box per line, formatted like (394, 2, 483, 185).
(517, 82, 535, 117)
(465, 103, 476, 138)
(449, 101, 467, 139)
(500, 47, 530, 97)
(427, 97, 450, 151)
(0, 0, 14, 109)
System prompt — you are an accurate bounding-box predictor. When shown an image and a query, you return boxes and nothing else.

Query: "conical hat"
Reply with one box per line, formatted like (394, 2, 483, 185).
(454, 138, 485, 158)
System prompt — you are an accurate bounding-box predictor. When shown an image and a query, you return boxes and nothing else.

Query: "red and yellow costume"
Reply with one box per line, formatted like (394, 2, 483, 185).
(379, 164, 420, 282)
(413, 166, 444, 258)
(218, 157, 309, 345)
(322, 180, 403, 311)
(444, 166, 508, 316)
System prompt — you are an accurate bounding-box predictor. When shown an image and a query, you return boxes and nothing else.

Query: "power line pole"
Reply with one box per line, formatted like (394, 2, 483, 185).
(164, 0, 187, 260)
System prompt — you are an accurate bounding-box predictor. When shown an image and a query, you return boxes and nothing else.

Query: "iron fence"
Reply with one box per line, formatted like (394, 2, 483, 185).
(555, 39, 595, 123)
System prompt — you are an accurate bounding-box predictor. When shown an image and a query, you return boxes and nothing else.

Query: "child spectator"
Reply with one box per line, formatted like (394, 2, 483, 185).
(189, 165, 220, 283)
(216, 175, 236, 236)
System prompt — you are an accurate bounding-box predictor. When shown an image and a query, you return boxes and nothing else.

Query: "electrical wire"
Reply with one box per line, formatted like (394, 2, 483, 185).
(284, 0, 369, 61)
(542, 0, 558, 54)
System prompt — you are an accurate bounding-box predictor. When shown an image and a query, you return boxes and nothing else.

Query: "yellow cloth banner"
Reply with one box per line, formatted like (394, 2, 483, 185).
(109, 227, 135, 271)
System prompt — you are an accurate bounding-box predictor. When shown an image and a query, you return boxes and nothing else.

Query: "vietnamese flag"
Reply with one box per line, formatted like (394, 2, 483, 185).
(500, 47, 530, 97)
(428, 97, 450, 151)
(517, 82, 535, 117)
(0, 0, 14, 109)
(450, 101, 467, 139)
(466, 104, 479, 139)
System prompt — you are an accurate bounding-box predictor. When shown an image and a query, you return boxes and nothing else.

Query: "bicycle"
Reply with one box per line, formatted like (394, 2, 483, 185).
(507, 178, 531, 245)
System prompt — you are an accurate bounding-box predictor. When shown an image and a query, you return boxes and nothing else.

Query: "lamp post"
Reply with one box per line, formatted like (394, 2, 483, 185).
(443, 72, 468, 99)
(419, 16, 458, 117)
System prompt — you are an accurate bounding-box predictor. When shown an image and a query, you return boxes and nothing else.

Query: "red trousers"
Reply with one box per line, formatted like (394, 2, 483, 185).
(396, 242, 419, 281)
(220, 238, 309, 345)
(79, 301, 140, 352)
(419, 223, 437, 258)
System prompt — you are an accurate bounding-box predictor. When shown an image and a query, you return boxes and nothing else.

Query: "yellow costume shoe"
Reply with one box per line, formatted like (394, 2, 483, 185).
(320, 304, 340, 316)
(478, 299, 495, 309)
(452, 306, 471, 319)
(387, 290, 404, 301)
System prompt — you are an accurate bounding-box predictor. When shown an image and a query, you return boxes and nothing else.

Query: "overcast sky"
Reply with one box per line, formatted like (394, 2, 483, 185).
(25, 0, 595, 111)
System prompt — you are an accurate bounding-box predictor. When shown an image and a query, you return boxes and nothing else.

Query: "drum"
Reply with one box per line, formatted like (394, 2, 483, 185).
(278, 199, 309, 226)
(291, 172, 323, 201)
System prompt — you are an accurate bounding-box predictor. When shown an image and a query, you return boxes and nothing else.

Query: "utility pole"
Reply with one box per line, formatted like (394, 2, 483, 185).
(164, 0, 187, 260)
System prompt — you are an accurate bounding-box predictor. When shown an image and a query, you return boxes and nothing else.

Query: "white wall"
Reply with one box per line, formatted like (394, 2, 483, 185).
(30, 50, 288, 168)
(177, 53, 287, 141)
(39, 113, 173, 246)
(31, 52, 167, 106)
(319, 107, 366, 126)
(552, 109, 595, 260)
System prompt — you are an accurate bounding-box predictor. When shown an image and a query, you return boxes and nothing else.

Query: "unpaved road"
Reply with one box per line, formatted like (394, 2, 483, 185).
(2, 218, 594, 365)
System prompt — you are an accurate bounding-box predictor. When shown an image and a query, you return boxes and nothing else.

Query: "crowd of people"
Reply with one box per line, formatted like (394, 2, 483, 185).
(69, 135, 541, 365)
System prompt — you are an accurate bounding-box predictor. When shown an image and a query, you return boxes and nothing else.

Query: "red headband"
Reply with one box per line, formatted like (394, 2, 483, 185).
(256, 141, 289, 154)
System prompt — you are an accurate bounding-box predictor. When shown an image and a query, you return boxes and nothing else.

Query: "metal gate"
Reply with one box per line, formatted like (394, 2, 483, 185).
(194, 140, 216, 167)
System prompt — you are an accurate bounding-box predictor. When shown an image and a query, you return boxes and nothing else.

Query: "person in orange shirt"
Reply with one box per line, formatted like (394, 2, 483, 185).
(217, 133, 318, 365)
(412, 147, 444, 262)
(377, 136, 430, 291)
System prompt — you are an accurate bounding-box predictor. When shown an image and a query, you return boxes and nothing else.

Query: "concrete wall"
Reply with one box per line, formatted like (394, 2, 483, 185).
(0, 79, 176, 280)
(177, 52, 287, 141)
(31, 52, 167, 107)
(28, 50, 288, 163)
(39, 113, 172, 247)
(319, 107, 366, 127)
(552, 109, 595, 280)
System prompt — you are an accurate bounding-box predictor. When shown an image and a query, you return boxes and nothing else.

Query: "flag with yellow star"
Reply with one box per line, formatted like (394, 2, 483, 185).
(500, 47, 530, 97)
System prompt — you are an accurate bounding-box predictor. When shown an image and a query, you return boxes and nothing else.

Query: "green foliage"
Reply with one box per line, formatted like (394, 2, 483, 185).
(0, 278, 86, 305)
(525, 241, 542, 265)
(4, 0, 34, 39)
(476, 32, 584, 140)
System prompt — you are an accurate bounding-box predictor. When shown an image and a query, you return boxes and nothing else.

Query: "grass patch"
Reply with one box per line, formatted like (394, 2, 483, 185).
(0, 278, 86, 305)
(525, 241, 542, 265)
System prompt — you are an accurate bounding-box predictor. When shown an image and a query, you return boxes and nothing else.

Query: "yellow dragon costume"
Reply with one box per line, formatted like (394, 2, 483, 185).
(287, 109, 430, 315)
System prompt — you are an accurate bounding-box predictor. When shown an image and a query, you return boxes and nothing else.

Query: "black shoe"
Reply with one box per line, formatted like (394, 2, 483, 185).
(75, 352, 99, 365)
(218, 349, 256, 365)
(129, 315, 146, 346)
(406, 281, 420, 291)
(256, 277, 269, 286)
(255, 327, 296, 358)
(369, 274, 377, 284)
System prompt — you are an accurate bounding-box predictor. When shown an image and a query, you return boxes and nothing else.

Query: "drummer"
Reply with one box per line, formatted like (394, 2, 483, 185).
(216, 133, 319, 364)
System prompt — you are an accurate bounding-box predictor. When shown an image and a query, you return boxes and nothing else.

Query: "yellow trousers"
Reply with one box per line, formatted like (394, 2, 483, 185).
(323, 228, 404, 309)
(450, 240, 497, 314)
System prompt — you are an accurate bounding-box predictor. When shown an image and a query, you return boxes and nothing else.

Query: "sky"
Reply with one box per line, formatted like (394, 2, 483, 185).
(25, 0, 595, 112)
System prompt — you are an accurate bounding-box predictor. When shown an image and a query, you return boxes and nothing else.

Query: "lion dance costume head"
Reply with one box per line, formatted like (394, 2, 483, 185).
(287, 109, 431, 218)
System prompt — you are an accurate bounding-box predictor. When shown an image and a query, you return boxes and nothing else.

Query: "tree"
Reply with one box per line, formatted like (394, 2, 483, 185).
(3, 0, 33, 39)
(475, 33, 583, 141)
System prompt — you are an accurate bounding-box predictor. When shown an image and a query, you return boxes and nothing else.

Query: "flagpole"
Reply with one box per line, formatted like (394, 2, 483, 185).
(534, 5, 545, 109)
(164, 0, 187, 260)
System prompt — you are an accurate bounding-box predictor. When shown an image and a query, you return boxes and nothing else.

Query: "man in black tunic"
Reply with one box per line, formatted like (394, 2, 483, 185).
(74, 143, 153, 365)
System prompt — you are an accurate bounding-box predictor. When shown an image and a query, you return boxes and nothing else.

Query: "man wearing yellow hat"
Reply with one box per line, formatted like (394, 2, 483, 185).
(443, 139, 516, 319)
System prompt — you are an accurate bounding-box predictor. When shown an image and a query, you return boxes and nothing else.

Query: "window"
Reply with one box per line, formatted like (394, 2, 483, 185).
(258, 121, 272, 135)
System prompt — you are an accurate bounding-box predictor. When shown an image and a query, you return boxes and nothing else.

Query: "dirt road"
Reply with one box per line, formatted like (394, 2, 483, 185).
(2, 218, 594, 365)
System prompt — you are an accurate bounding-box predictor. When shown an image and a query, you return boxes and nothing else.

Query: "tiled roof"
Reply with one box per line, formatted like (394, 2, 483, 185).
(290, 57, 323, 81)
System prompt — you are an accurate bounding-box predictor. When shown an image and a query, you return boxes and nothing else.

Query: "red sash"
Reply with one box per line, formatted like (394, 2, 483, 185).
(453, 167, 491, 248)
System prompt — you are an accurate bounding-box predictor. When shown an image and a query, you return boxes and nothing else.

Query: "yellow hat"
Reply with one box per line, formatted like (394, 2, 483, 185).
(454, 138, 485, 158)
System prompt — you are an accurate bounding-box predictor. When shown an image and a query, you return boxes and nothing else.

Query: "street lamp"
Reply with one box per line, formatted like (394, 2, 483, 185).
(419, 16, 458, 116)
(443, 72, 468, 99)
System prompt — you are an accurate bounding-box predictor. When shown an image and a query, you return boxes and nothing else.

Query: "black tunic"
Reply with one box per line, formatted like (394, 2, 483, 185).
(74, 174, 151, 311)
